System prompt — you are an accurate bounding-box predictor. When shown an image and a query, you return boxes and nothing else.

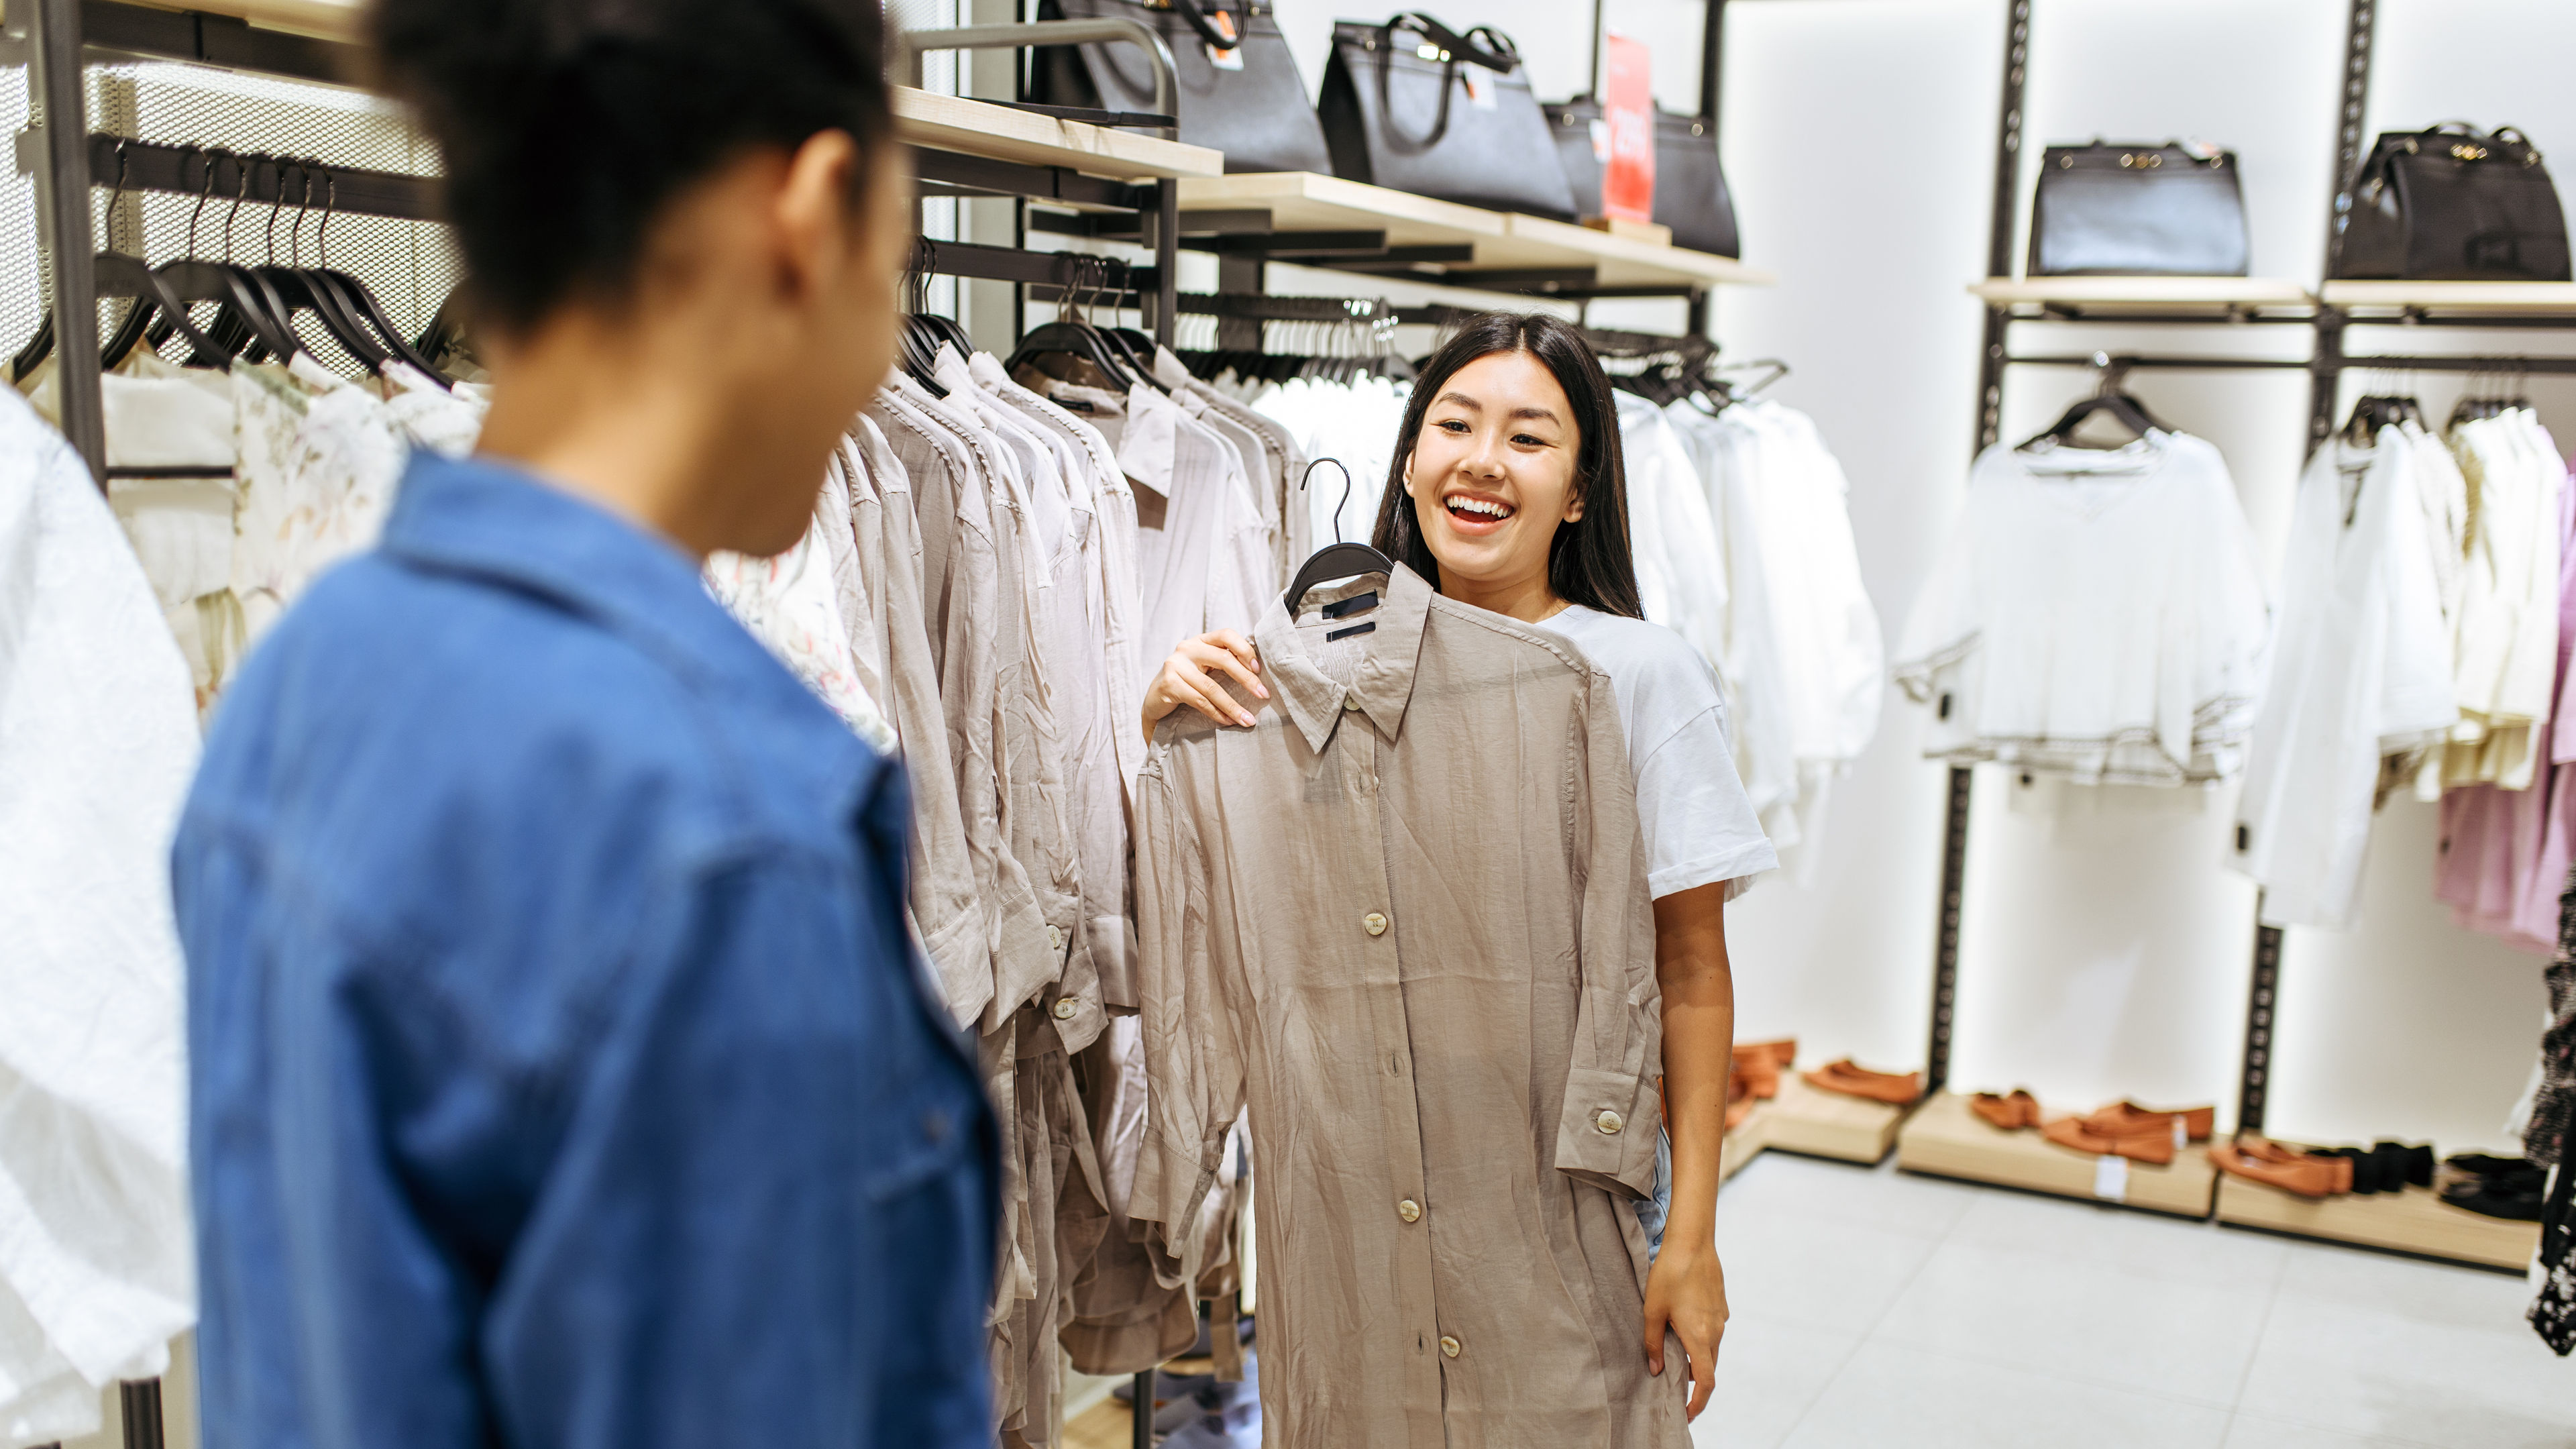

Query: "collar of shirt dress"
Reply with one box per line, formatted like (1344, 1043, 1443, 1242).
(1131, 563, 1683, 1449)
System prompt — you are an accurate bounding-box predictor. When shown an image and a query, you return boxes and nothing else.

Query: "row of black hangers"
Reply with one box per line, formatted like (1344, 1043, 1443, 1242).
(12, 144, 451, 388)
(1173, 347, 1416, 386)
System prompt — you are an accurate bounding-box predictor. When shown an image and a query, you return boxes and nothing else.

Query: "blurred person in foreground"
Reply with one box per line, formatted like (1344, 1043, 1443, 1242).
(169, 3, 997, 1446)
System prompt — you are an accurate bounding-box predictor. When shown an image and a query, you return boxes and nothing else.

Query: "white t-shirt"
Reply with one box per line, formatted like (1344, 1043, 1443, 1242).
(1534, 604, 1779, 900)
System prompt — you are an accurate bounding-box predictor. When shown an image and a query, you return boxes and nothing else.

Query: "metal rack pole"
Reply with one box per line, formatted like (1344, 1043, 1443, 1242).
(1925, 0, 2031, 1097)
(2237, 0, 2379, 1138)
(1130, 1365, 1155, 1449)
(28, 0, 104, 484)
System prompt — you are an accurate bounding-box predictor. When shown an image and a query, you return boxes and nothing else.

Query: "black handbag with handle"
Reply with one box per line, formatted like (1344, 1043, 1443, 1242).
(2029, 140, 2249, 276)
(1029, 0, 1333, 176)
(1316, 13, 1577, 221)
(2333, 123, 2571, 280)
(1545, 99, 1741, 257)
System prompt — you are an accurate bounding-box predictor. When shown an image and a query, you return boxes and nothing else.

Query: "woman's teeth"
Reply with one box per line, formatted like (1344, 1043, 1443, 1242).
(1447, 496, 1513, 520)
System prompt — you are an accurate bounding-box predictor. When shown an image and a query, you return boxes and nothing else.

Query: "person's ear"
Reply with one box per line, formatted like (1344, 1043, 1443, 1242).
(772, 129, 862, 302)
(1564, 478, 1587, 523)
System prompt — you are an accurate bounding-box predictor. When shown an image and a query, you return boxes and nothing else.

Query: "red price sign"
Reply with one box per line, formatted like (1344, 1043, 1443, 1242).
(1601, 33, 1656, 225)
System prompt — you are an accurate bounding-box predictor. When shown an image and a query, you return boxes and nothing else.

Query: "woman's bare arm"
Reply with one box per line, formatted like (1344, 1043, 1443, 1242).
(1642, 881, 1733, 1419)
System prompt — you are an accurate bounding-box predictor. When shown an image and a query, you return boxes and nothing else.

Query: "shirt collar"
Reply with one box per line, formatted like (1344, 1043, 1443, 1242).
(1254, 562, 1434, 753)
(378, 451, 811, 708)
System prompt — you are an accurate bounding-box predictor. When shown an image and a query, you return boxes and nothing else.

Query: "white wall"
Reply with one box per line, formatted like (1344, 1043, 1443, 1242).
(1254, 0, 2565, 1153)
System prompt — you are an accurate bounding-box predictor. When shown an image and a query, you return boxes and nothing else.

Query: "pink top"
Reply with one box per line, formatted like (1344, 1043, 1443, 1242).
(2434, 461, 2576, 952)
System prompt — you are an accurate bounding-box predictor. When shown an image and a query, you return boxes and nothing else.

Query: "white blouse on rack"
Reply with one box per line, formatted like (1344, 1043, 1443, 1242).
(2232, 429, 2458, 929)
(1898, 431, 2269, 786)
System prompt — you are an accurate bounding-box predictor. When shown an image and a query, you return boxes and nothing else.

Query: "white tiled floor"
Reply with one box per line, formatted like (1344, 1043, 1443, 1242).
(1695, 1152, 2574, 1449)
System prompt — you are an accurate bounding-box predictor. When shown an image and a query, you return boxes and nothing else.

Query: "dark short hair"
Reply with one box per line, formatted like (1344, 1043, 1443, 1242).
(1371, 312, 1646, 620)
(370, 0, 896, 334)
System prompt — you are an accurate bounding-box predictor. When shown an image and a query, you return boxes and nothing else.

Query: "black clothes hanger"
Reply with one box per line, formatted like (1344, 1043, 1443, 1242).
(1283, 458, 1395, 630)
(299, 165, 453, 383)
(1007, 257, 1148, 391)
(176, 148, 303, 364)
(2020, 361, 2171, 451)
(15, 144, 227, 377)
(892, 239, 949, 397)
(251, 163, 394, 371)
(2344, 392, 2423, 445)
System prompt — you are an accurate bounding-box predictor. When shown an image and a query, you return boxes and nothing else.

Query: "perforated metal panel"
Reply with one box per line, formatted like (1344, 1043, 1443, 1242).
(5, 58, 457, 377)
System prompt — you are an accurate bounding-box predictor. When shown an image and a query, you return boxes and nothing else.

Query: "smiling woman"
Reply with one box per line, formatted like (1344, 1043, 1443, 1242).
(1376, 312, 1646, 622)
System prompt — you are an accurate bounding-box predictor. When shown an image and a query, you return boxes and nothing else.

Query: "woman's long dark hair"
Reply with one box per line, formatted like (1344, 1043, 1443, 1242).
(1369, 311, 1645, 619)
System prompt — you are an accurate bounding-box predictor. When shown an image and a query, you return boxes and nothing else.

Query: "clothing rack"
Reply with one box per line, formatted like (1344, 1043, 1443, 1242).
(1939, 0, 2576, 1194)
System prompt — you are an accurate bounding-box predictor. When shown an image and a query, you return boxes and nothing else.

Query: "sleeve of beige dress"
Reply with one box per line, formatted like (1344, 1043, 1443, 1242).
(1552, 663, 1667, 1203)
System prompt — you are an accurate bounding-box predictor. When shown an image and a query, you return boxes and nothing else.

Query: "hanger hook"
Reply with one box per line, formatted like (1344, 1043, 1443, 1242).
(1300, 457, 1356, 544)
(182, 144, 218, 260)
(221, 149, 254, 262)
(105, 139, 131, 233)
(288, 162, 317, 269)
(315, 163, 338, 272)
(263, 157, 292, 265)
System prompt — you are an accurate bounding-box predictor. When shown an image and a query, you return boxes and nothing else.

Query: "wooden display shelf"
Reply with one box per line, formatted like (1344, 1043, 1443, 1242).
(1972, 276, 2316, 317)
(95, 0, 363, 40)
(2214, 1172, 2540, 1271)
(1762, 1073, 1909, 1165)
(1179, 171, 1773, 291)
(2319, 280, 2576, 317)
(898, 89, 1220, 183)
(1896, 1089, 2218, 1218)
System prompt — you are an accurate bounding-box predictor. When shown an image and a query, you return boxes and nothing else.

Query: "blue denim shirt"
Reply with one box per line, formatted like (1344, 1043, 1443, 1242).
(174, 453, 997, 1449)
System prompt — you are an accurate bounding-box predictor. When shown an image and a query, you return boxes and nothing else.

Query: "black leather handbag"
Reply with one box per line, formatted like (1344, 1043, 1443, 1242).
(1546, 99, 1741, 256)
(1316, 14, 1577, 221)
(2029, 141, 2248, 276)
(2334, 123, 2571, 280)
(1030, 0, 1332, 176)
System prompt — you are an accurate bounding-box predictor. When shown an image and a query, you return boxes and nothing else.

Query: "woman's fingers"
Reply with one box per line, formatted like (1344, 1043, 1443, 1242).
(1683, 1317, 1721, 1419)
(1207, 629, 1260, 672)
(1642, 1304, 1669, 1377)
(1183, 639, 1267, 700)
(1168, 661, 1256, 728)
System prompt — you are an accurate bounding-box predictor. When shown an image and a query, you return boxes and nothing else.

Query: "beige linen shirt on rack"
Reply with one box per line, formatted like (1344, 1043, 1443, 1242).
(1132, 565, 1685, 1449)
(867, 389, 1054, 1028)
(845, 424, 988, 1023)
(895, 370, 1099, 1051)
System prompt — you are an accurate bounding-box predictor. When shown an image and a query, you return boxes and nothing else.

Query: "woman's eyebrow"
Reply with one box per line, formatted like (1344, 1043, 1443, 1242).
(1435, 391, 1483, 411)
(1507, 406, 1562, 425)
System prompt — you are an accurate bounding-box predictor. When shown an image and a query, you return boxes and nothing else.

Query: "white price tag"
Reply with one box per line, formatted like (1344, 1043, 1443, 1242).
(2092, 1153, 2130, 1203)
(1462, 69, 1498, 111)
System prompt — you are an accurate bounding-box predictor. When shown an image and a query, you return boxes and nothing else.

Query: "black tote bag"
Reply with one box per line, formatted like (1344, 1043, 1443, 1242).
(1315, 13, 1578, 221)
(2028, 141, 2249, 276)
(1030, 0, 1333, 176)
(1546, 98, 1741, 257)
(2334, 123, 2571, 280)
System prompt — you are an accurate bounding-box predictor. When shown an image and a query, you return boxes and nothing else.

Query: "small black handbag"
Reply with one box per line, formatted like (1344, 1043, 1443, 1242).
(2333, 123, 2571, 280)
(1316, 13, 1577, 221)
(1546, 99, 1741, 257)
(2029, 141, 2249, 276)
(1030, 0, 1333, 176)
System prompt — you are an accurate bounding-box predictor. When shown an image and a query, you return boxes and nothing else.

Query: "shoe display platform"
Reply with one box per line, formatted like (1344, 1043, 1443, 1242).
(2213, 1173, 2541, 1271)
(1896, 1089, 2218, 1218)
(1721, 1098, 1771, 1183)
(1762, 1073, 1909, 1165)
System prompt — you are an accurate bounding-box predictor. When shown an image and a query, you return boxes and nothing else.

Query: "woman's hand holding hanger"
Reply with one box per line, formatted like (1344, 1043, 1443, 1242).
(1142, 630, 1267, 740)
